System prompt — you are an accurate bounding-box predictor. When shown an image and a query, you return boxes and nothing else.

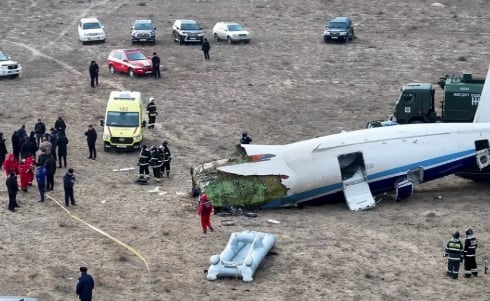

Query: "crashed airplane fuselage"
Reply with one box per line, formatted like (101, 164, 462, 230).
(192, 66, 490, 211)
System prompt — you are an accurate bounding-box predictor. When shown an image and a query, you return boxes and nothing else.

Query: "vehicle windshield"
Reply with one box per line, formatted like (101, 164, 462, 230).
(83, 22, 101, 30)
(228, 24, 244, 31)
(106, 111, 139, 127)
(127, 52, 147, 61)
(0, 53, 8, 61)
(181, 23, 199, 30)
(134, 23, 153, 30)
(328, 22, 347, 29)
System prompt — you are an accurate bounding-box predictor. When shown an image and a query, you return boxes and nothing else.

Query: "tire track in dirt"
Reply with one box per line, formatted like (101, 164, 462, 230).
(4, 39, 124, 90)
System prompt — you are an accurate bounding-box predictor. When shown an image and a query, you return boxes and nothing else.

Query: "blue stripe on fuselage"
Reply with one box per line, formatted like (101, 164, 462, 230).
(260, 149, 475, 209)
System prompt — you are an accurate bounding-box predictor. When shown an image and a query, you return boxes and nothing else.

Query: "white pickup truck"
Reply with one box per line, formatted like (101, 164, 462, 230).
(0, 51, 22, 78)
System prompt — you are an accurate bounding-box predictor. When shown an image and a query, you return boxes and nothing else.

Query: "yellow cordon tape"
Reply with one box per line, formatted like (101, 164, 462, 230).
(46, 194, 152, 293)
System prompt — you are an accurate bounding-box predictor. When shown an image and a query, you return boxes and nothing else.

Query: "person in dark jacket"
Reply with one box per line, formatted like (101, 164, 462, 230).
(20, 131, 38, 160)
(76, 266, 94, 301)
(150, 146, 162, 181)
(197, 193, 214, 233)
(63, 168, 76, 206)
(138, 145, 151, 180)
(445, 231, 464, 279)
(89, 60, 99, 88)
(34, 118, 46, 147)
(57, 131, 69, 168)
(160, 140, 171, 177)
(6, 171, 20, 211)
(49, 128, 58, 161)
(0, 132, 7, 169)
(35, 164, 47, 202)
(45, 154, 56, 191)
(146, 97, 157, 129)
(240, 132, 252, 144)
(17, 125, 26, 140)
(151, 52, 161, 78)
(11, 131, 21, 161)
(463, 227, 478, 277)
(55, 117, 66, 134)
(84, 125, 97, 159)
(202, 38, 210, 60)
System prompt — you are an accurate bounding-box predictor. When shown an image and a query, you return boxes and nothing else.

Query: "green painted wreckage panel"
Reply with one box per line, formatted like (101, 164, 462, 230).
(191, 153, 288, 208)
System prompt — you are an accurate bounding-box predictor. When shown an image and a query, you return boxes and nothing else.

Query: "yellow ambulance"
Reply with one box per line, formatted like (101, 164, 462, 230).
(100, 91, 145, 151)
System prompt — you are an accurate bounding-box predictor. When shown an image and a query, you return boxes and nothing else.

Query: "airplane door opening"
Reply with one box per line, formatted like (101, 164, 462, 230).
(474, 139, 490, 170)
(338, 152, 376, 211)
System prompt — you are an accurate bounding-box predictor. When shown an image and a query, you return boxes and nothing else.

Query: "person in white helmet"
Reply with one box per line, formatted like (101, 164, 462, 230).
(146, 97, 157, 129)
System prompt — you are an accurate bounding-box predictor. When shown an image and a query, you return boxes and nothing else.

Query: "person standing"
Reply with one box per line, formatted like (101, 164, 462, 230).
(20, 132, 38, 160)
(18, 158, 30, 192)
(45, 154, 56, 191)
(3, 153, 19, 176)
(138, 145, 151, 181)
(84, 125, 97, 159)
(146, 97, 157, 129)
(6, 171, 19, 212)
(63, 168, 76, 207)
(76, 266, 94, 301)
(202, 38, 210, 60)
(11, 131, 21, 161)
(49, 128, 58, 161)
(34, 118, 46, 147)
(160, 140, 171, 177)
(151, 52, 161, 78)
(25, 153, 36, 186)
(240, 132, 252, 144)
(55, 117, 67, 134)
(463, 227, 478, 277)
(150, 146, 162, 181)
(57, 131, 69, 168)
(35, 164, 47, 202)
(0, 132, 7, 169)
(445, 231, 464, 279)
(89, 60, 99, 88)
(197, 193, 214, 233)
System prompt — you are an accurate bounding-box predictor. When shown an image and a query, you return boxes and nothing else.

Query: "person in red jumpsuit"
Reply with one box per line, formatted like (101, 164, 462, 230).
(18, 159, 31, 192)
(25, 153, 35, 186)
(197, 193, 214, 234)
(3, 153, 19, 176)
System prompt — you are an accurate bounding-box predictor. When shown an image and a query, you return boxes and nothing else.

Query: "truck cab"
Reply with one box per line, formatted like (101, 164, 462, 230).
(393, 83, 435, 124)
(100, 91, 145, 151)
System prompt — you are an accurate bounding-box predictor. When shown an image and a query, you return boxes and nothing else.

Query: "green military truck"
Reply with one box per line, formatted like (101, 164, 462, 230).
(393, 73, 484, 124)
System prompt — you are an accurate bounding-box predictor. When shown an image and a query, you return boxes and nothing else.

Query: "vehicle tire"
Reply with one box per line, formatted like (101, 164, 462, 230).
(109, 65, 115, 74)
(324, 37, 330, 43)
(227, 36, 232, 44)
(244, 40, 250, 44)
(178, 35, 184, 45)
(214, 33, 219, 42)
(10, 74, 19, 79)
(128, 68, 135, 78)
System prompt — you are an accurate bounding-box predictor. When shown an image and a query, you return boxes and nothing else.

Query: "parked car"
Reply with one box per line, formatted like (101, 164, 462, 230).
(323, 16, 354, 43)
(131, 19, 156, 45)
(0, 51, 22, 78)
(106, 49, 153, 77)
(78, 17, 105, 44)
(212, 22, 251, 44)
(172, 19, 203, 45)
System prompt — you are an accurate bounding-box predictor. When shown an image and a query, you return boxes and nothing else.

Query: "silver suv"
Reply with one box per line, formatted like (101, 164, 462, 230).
(131, 19, 156, 45)
(323, 17, 354, 43)
(172, 19, 203, 45)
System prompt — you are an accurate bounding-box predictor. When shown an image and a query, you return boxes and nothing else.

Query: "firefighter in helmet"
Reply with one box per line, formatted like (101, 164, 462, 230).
(463, 227, 478, 277)
(445, 231, 464, 279)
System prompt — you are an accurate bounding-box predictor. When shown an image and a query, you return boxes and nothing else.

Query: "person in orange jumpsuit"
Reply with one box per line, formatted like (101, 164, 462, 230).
(25, 153, 35, 186)
(3, 153, 19, 176)
(197, 193, 214, 234)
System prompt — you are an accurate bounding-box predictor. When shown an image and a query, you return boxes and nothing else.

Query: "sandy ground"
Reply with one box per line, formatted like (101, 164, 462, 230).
(0, 0, 489, 300)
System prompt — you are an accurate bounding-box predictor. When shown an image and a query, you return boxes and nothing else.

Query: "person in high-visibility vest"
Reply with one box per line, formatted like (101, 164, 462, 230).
(463, 228, 478, 277)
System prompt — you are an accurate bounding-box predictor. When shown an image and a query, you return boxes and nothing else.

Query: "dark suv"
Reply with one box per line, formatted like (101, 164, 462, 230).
(323, 17, 354, 43)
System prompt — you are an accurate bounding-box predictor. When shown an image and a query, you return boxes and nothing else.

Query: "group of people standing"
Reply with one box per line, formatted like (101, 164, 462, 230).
(137, 140, 172, 183)
(2, 117, 77, 211)
(445, 228, 478, 279)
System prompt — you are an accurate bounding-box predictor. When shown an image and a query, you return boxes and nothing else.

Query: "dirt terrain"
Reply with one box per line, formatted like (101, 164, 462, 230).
(1, 0, 489, 300)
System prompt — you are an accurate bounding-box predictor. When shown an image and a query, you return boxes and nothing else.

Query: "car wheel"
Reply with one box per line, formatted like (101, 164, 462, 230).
(178, 35, 184, 45)
(109, 65, 115, 74)
(214, 33, 220, 42)
(227, 36, 232, 44)
(128, 68, 135, 78)
(10, 74, 19, 79)
(324, 37, 330, 43)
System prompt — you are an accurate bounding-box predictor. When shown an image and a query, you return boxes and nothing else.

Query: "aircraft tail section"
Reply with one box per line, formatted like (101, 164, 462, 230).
(473, 65, 490, 123)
